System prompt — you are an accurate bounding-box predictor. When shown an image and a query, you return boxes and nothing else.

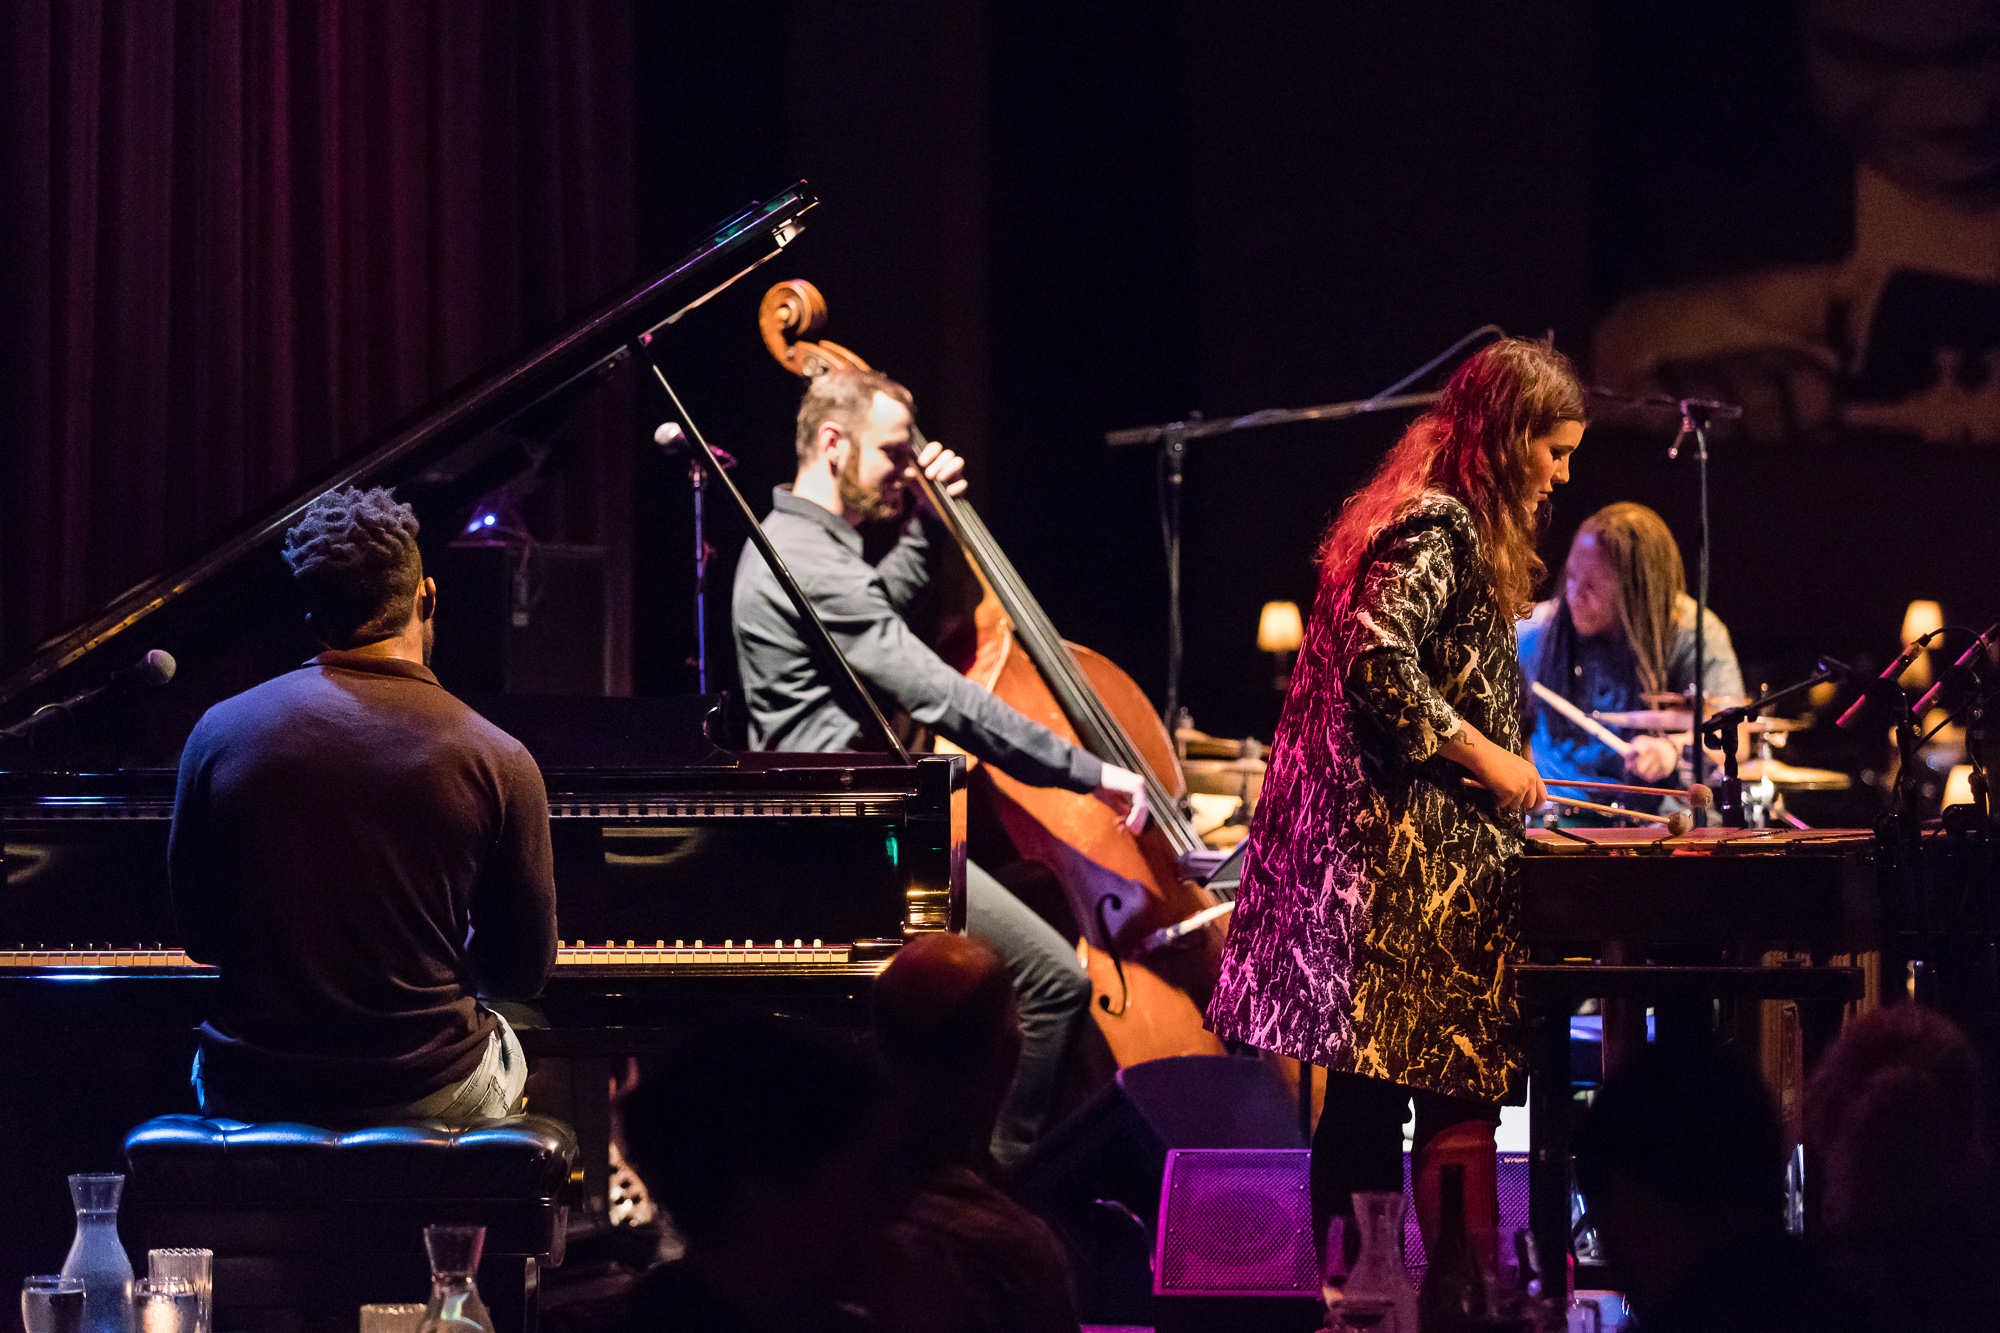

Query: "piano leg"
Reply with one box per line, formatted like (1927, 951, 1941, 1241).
(1526, 995, 1573, 1305)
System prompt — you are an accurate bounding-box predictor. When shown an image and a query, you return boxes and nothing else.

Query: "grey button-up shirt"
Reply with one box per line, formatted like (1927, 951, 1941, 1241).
(732, 486, 1103, 793)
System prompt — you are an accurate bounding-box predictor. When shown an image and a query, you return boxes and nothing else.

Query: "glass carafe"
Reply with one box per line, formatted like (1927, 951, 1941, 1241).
(1329, 1190, 1417, 1333)
(60, 1174, 135, 1333)
(416, 1225, 495, 1333)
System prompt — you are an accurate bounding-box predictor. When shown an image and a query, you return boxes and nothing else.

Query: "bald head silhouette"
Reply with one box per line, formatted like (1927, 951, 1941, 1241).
(873, 933, 1023, 1171)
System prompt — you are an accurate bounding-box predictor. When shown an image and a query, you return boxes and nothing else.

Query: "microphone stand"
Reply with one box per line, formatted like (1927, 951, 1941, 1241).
(1670, 400, 1729, 813)
(656, 427, 735, 695)
(1587, 389, 1746, 822)
(1107, 389, 1447, 735)
(1699, 659, 1849, 827)
(643, 359, 910, 764)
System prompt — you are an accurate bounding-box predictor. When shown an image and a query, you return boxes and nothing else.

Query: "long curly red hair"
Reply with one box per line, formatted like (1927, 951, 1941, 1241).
(1319, 337, 1586, 618)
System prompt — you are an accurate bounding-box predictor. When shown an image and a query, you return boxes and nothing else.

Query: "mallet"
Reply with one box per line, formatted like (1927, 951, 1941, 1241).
(1546, 778, 1715, 814)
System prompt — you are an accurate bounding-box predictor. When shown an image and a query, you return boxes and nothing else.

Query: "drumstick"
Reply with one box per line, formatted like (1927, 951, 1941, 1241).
(1530, 681, 1635, 759)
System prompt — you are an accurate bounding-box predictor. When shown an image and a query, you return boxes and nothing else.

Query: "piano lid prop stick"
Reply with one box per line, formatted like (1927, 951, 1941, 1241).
(1530, 681, 1635, 759)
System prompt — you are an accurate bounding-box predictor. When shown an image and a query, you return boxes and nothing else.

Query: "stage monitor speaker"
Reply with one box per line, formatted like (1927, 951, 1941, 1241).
(1152, 1148, 1321, 1333)
(1011, 1054, 1301, 1324)
(431, 541, 606, 695)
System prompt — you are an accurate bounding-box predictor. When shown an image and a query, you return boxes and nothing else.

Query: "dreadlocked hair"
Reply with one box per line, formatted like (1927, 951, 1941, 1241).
(1318, 336, 1586, 619)
(1533, 503, 1686, 701)
(280, 486, 423, 648)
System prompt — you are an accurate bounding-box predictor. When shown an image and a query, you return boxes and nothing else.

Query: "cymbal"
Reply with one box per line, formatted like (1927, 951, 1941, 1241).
(1737, 759, 1852, 791)
(1640, 692, 1752, 709)
(1591, 709, 1806, 733)
(1182, 757, 1267, 799)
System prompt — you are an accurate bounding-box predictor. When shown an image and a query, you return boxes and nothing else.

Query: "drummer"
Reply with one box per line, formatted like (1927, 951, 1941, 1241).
(1519, 503, 1744, 818)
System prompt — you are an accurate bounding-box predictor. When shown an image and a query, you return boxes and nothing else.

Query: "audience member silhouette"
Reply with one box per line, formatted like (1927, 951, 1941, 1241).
(613, 1017, 899, 1333)
(1805, 1003, 1999, 1331)
(1573, 1040, 1856, 1333)
(868, 932, 1080, 1333)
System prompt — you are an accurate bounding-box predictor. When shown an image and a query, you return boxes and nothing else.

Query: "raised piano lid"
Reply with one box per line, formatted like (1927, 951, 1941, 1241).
(0, 185, 818, 765)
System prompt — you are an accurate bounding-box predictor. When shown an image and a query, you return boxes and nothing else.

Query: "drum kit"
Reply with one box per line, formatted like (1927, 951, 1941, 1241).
(1592, 690, 1852, 827)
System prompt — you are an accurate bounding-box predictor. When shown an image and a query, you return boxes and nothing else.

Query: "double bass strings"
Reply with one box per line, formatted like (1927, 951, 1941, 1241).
(931, 469, 1203, 857)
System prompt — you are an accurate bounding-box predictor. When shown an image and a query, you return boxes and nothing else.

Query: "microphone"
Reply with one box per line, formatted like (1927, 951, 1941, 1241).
(653, 420, 734, 469)
(1911, 621, 1999, 717)
(1835, 637, 1931, 731)
(0, 649, 177, 747)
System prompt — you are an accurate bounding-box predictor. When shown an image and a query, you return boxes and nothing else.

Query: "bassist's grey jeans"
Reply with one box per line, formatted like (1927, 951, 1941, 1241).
(966, 860, 1093, 1169)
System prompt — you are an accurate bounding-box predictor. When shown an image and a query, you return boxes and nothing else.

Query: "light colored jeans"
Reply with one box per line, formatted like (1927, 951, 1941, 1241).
(192, 1007, 528, 1127)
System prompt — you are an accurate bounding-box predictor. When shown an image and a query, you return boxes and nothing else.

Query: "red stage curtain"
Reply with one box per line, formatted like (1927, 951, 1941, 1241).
(0, 0, 635, 685)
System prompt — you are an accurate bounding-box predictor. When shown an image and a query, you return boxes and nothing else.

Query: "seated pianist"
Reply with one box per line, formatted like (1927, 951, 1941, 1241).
(169, 486, 557, 1126)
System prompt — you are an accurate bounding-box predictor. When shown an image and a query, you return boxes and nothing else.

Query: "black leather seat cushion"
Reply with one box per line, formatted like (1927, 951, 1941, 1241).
(125, 1114, 578, 1206)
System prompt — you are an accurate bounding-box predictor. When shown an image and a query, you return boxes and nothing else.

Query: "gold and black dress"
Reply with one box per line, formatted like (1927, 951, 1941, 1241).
(1206, 492, 1528, 1104)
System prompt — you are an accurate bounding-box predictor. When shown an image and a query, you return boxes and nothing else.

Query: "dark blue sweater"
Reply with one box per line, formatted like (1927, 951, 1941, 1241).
(169, 651, 555, 1116)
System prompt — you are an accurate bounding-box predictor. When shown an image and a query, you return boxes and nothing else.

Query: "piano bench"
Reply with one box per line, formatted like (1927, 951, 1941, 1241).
(123, 1113, 579, 1333)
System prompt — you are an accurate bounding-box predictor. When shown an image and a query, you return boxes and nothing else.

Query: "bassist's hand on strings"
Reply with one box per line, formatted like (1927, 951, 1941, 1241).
(1095, 763, 1151, 835)
(913, 440, 967, 510)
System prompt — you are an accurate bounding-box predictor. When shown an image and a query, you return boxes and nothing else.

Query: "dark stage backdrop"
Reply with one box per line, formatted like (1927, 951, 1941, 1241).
(626, 0, 1595, 745)
(0, 0, 636, 687)
(630, 0, 1996, 756)
(7, 0, 1992, 742)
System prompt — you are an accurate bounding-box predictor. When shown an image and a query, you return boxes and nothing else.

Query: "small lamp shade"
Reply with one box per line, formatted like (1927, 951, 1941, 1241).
(1902, 600, 1945, 644)
(1901, 600, 1945, 688)
(1257, 601, 1304, 654)
(1943, 764, 1975, 809)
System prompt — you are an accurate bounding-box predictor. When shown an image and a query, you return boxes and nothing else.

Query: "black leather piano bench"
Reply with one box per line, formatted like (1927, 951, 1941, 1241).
(123, 1114, 580, 1333)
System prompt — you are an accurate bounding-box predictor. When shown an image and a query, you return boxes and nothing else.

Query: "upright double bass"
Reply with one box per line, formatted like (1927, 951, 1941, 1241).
(758, 280, 1228, 1065)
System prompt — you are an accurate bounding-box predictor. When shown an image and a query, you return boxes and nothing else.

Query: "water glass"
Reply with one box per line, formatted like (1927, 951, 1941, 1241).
(21, 1276, 85, 1333)
(146, 1250, 210, 1333)
(134, 1280, 197, 1333)
(358, 1305, 426, 1333)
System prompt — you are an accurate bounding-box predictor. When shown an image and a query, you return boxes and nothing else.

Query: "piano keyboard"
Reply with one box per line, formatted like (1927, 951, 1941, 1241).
(0, 940, 857, 971)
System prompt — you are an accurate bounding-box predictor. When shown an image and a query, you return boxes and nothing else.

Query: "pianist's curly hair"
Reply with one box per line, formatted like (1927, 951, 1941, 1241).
(280, 486, 423, 648)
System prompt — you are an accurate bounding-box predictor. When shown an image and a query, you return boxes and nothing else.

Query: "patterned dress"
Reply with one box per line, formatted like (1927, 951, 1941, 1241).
(1207, 493, 1528, 1104)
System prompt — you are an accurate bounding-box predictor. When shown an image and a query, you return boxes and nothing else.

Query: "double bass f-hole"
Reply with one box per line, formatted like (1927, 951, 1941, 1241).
(1095, 894, 1130, 1017)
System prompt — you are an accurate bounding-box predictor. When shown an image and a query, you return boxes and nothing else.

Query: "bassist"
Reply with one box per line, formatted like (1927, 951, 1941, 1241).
(732, 368, 1149, 1168)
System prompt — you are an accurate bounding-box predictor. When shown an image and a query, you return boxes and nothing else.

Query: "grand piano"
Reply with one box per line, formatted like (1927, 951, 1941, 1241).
(0, 183, 965, 1219)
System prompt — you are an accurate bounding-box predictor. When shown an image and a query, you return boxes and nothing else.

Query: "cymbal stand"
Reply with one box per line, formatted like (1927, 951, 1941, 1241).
(1701, 660, 1848, 828)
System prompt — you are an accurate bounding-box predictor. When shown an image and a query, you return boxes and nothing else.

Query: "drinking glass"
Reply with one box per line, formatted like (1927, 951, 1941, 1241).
(359, 1305, 426, 1333)
(145, 1251, 210, 1333)
(132, 1281, 195, 1333)
(22, 1276, 85, 1333)
(417, 1225, 494, 1333)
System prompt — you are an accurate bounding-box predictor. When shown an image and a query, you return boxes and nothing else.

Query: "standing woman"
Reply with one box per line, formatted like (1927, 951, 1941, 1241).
(1207, 338, 1586, 1267)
